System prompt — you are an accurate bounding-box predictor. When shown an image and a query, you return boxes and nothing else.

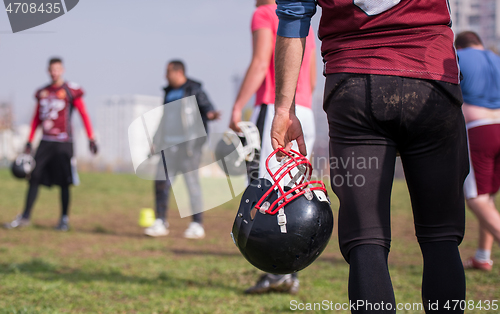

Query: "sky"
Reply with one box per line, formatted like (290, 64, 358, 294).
(0, 0, 324, 135)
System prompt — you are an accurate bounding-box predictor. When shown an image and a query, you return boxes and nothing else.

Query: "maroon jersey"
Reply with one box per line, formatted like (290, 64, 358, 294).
(29, 82, 94, 142)
(317, 0, 459, 84)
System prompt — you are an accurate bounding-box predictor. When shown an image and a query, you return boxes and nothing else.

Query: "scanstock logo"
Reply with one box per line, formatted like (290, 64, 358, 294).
(3, 0, 79, 33)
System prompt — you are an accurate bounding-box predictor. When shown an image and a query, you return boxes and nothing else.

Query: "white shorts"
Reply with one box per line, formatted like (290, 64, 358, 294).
(250, 104, 316, 179)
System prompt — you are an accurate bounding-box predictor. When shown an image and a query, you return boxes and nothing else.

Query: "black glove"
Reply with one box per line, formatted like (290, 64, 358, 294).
(89, 140, 98, 155)
(24, 142, 32, 154)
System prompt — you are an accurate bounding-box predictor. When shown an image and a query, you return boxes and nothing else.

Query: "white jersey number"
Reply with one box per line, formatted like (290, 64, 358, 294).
(39, 98, 65, 120)
(354, 0, 401, 16)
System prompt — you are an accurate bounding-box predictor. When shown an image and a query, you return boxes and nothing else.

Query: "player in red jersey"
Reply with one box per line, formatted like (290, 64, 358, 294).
(5, 57, 97, 231)
(271, 1, 467, 313)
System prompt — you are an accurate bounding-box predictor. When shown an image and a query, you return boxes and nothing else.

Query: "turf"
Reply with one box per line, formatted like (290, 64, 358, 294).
(0, 170, 499, 313)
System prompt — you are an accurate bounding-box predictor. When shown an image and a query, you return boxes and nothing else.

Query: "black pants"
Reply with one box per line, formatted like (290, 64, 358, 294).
(325, 74, 468, 313)
(23, 140, 74, 219)
(30, 140, 74, 187)
(245, 104, 267, 183)
(324, 73, 468, 260)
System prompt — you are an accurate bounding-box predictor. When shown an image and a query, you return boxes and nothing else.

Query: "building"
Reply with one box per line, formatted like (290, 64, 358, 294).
(96, 95, 162, 172)
(0, 102, 15, 165)
(449, 0, 500, 50)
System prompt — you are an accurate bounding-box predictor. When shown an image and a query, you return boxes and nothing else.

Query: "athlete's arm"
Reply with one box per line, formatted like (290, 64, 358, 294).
(310, 47, 317, 92)
(196, 88, 220, 121)
(73, 97, 98, 154)
(26, 103, 40, 154)
(271, 0, 316, 156)
(28, 103, 41, 143)
(272, 36, 307, 155)
(230, 27, 274, 132)
(73, 97, 94, 140)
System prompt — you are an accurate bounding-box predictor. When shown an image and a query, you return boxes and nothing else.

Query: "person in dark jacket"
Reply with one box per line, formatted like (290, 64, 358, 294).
(144, 60, 220, 238)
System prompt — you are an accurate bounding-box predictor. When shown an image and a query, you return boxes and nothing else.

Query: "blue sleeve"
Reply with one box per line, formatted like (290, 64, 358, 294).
(458, 49, 500, 108)
(276, 0, 317, 38)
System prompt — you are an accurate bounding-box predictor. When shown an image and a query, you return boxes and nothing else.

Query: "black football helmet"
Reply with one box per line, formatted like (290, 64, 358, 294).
(215, 122, 260, 176)
(11, 154, 36, 179)
(231, 148, 334, 274)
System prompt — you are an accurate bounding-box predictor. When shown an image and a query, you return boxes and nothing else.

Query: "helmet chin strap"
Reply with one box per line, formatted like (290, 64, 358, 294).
(277, 163, 307, 233)
(285, 164, 307, 190)
(277, 208, 287, 233)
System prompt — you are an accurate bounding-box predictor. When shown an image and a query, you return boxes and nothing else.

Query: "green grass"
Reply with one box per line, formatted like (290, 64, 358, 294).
(0, 170, 499, 313)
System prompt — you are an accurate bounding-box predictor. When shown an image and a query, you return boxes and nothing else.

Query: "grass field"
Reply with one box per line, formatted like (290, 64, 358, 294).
(0, 169, 499, 314)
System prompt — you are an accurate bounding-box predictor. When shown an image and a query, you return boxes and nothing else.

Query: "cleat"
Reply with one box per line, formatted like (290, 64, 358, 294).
(55, 216, 70, 232)
(289, 276, 300, 295)
(245, 274, 298, 294)
(183, 222, 205, 239)
(4, 215, 30, 229)
(463, 257, 493, 271)
(144, 219, 169, 237)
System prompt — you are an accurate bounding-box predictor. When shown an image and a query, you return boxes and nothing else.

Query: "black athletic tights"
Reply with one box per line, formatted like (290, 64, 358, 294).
(324, 74, 468, 313)
(349, 243, 465, 314)
(22, 183, 70, 219)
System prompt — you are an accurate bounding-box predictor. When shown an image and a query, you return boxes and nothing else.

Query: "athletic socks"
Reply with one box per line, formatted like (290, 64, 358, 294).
(61, 185, 70, 217)
(420, 241, 466, 313)
(475, 249, 492, 263)
(348, 244, 396, 313)
(22, 182, 39, 219)
(348, 243, 465, 313)
(22, 184, 71, 220)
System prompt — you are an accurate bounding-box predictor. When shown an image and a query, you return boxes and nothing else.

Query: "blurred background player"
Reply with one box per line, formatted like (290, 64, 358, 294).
(144, 60, 220, 239)
(228, 0, 316, 294)
(4, 57, 97, 231)
(456, 31, 500, 271)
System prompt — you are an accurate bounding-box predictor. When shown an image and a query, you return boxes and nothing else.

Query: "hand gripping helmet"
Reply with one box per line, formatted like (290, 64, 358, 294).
(11, 154, 36, 179)
(215, 121, 261, 176)
(231, 148, 334, 274)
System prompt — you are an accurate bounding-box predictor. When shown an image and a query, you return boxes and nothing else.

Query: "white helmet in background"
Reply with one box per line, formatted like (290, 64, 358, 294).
(215, 121, 261, 176)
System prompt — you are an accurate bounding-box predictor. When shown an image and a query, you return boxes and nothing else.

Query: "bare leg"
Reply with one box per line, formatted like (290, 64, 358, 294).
(478, 222, 495, 251)
(467, 194, 500, 243)
(482, 195, 499, 249)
